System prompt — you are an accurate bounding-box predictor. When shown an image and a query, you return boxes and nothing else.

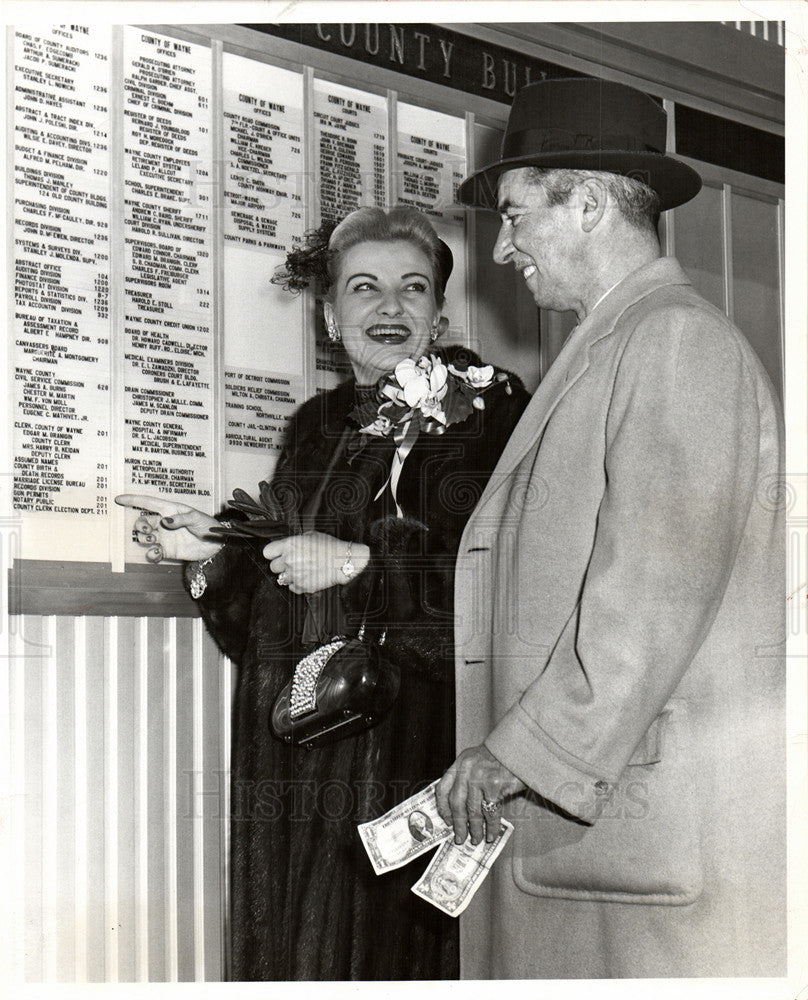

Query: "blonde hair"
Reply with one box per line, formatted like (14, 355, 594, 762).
(273, 206, 453, 300)
(326, 206, 452, 304)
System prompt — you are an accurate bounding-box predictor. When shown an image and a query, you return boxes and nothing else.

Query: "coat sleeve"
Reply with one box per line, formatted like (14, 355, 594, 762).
(184, 403, 313, 665)
(184, 536, 274, 665)
(484, 306, 768, 822)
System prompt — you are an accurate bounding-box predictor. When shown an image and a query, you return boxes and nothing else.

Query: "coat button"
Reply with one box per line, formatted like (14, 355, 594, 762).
(594, 780, 610, 794)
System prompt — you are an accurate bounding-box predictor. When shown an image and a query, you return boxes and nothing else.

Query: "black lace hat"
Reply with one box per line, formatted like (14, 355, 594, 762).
(457, 78, 702, 212)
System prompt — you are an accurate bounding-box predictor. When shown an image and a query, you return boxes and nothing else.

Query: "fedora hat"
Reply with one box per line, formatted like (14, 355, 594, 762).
(457, 78, 702, 212)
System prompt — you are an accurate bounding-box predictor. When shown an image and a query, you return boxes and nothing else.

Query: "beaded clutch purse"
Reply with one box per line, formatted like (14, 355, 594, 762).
(269, 625, 399, 750)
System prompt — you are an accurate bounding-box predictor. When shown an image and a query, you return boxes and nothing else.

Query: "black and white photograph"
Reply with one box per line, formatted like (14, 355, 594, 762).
(1, 2, 806, 996)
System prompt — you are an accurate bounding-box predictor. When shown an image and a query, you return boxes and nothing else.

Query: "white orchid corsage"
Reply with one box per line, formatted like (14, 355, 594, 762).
(349, 352, 512, 514)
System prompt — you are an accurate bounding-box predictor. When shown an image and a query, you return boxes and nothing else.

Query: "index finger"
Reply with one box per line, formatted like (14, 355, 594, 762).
(435, 763, 458, 826)
(115, 494, 190, 517)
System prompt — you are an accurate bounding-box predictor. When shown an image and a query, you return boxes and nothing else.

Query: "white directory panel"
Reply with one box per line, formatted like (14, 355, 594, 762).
(223, 56, 305, 253)
(121, 27, 215, 539)
(312, 79, 389, 390)
(396, 103, 468, 345)
(312, 77, 388, 222)
(222, 55, 306, 494)
(11, 23, 113, 560)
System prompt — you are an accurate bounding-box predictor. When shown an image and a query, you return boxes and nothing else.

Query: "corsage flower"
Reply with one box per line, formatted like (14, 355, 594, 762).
(394, 355, 449, 421)
(448, 362, 495, 389)
(348, 351, 513, 515)
(359, 413, 394, 437)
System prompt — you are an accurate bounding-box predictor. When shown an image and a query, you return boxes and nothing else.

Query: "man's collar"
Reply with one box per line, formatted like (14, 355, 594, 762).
(562, 257, 693, 350)
(588, 280, 621, 316)
(583, 256, 692, 322)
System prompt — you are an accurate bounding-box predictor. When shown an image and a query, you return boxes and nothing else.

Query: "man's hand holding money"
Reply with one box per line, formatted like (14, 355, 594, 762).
(358, 778, 515, 917)
(436, 744, 527, 845)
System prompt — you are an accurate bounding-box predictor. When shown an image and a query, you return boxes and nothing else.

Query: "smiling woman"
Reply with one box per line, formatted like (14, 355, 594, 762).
(116, 205, 530, 981)
(323, 239, 441, 384)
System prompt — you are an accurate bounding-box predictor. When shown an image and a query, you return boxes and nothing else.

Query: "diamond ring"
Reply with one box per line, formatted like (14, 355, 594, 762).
(481, 797, 501, 816)
(277, 571, 289, 587)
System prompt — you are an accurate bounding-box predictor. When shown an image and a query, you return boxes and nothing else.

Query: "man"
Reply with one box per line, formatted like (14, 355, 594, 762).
(436, 78, 785, 979)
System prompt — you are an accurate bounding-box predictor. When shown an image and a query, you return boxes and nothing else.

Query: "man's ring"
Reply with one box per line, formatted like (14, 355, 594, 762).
(481, 798, 501, 816)
(277, 571, 289, 587)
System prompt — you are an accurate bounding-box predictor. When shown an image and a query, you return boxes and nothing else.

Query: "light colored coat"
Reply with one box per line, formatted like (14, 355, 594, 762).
(455, 257, 785, 978)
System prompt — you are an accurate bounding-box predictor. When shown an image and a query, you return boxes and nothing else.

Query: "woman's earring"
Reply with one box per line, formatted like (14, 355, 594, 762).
(431, 316, 447, 342)
(327, 321, 341, 343)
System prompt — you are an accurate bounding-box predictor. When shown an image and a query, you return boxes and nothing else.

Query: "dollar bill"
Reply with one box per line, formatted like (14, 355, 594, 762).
(411, 819, 514, 917)
(357, 780, 453, 874)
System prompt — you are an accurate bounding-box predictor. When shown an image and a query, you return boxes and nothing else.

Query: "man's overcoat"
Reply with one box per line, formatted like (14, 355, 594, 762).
(455, 257, 785, 978)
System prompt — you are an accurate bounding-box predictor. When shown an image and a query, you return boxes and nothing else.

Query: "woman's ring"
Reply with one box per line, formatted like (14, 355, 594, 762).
(481, 798, 501, 816)
(277, 571, 289, 587)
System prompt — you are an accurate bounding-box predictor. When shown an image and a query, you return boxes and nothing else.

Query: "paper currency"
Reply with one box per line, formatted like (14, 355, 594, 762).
(357, 780, 453, 874)
(411, 819, 514, 917)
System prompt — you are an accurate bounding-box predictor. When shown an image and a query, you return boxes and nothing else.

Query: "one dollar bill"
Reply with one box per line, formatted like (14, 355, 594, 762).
(357, 780, 452, 874)
(411, 819, 514, 917)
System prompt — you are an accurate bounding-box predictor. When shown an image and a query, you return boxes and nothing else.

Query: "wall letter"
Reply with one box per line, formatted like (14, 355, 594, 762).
(503, 59, 517, 97)
(482, 52, 496, 90)
(439, 39, 453, 78)
(365, 23, 379, 55)
(413, 31, 430, 70)
(389, 25, 405, 65)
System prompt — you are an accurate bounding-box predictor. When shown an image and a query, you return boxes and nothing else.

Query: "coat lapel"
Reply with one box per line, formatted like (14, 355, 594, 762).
(471, 257, 693, 516)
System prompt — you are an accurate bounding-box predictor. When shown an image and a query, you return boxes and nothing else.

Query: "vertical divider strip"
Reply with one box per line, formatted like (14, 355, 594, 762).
(7, 620, 26, 982)
(213, 51, 231, 972)
(203, 42, 225, 980)
(211, 40, 225, 514)
(109, 26, 125, 572)
(662, 100, 676, 257)
(73, 617, 88, 982)
(41, 616, 58, 980)
(301, 66, 316, 401)
(722, 183, 734, 322)
(191, 616, 206, 981)
(387, 88, 396, 208)
(164, 616, 178, 981)
(220, 652, 232, 980)
(463, 111, 475, 349)
(135, 616, 149, 980)
(776, 195, 785, 395)
(104, 617, 119, 981)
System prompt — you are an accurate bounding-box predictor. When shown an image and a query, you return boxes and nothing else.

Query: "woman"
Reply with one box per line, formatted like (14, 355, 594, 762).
(117, 206, 529, 981)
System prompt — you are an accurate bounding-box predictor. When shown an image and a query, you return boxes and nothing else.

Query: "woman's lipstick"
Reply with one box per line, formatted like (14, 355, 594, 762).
(365, 324, 411, 344)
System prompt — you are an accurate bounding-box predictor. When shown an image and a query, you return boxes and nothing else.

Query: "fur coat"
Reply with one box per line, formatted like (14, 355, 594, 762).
(190, 346, 529, 981)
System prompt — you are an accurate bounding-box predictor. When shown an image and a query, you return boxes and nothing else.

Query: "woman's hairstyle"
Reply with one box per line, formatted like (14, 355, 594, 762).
(273, 206, 453, 303)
